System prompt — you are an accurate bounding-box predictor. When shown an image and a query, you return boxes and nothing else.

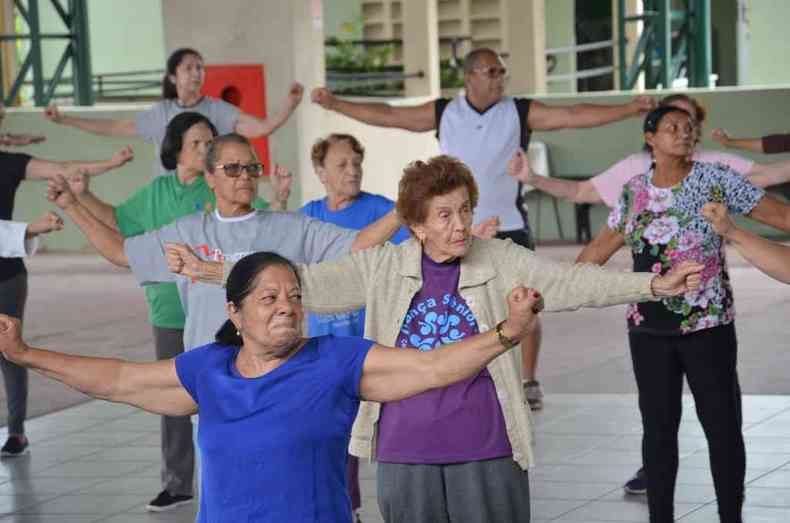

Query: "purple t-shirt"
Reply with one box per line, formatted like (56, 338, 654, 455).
(376, 254, 512, 464)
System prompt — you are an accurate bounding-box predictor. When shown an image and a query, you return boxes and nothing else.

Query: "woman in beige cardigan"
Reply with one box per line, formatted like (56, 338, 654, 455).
(166, 155, 702, 523)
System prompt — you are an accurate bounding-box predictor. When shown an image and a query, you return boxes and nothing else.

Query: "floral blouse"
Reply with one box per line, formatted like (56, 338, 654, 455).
(607, 161, 764, 335)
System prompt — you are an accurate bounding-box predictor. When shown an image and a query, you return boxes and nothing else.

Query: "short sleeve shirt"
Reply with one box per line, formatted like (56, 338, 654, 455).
(124, 210, 356, 351)
(300, 192, 411, 337)
(114, 174, 268, 328)
(135, 97, 240, 176)
(607, 161, 764, 335)
(176, 336, 374, 522)
(0, 151, 32, 282)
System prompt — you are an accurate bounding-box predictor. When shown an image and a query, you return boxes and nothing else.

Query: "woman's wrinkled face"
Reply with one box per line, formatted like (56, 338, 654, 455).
(177, 122, 213, 171)
(646, 111, 695, 159)
(667, 99, 700, 145)
(170, 53, 205, 96)
(205, 142, 259, 207)
(317, 140, 363, 201)
(229, 264, 303, 356)
(412, 185, 474, 262)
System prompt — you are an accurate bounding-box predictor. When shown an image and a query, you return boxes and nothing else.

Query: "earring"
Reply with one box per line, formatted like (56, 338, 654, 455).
(236, 329, 241, 336)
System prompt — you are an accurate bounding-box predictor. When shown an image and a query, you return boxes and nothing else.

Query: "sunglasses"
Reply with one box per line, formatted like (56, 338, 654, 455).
(473, 66, 508, 79)
(215, 162, 264, 178)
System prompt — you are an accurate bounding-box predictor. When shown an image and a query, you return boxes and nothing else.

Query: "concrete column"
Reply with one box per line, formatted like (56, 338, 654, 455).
(401, 0, 440, 97)
(502, 0, 547, 95)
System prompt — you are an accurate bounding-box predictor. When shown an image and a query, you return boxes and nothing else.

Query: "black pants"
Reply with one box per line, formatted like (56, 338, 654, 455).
(630, 323, 744, 523)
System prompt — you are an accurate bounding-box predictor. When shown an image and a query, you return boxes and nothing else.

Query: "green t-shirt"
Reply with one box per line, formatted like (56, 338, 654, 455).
(115, 173, 269, 328)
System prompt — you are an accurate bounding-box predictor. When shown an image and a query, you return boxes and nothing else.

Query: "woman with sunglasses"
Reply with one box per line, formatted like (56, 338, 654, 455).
(46, 133, 401, 359)
(44, 48, 303, 176)
(58, 112, 291, 512)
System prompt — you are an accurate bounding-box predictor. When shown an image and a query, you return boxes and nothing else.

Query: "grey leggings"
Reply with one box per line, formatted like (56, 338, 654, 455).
(377, 457, 531, 523)
(0, 272, 28, 435)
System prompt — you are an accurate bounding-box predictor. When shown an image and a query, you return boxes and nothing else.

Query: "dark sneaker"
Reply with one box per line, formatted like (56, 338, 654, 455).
(0, 436, 29, 457)
(523, 380, 544, 411)
(624, 467, 647, 495)
(145, 490, 194, 512)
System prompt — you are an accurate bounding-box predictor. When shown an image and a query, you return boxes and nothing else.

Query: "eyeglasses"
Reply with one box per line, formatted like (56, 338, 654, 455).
(472, 66, 508, 79)
(215, 162, 264, 178)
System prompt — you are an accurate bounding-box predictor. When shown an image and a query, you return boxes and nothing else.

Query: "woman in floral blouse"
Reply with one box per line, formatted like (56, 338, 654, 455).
(577, 105, 790, 523)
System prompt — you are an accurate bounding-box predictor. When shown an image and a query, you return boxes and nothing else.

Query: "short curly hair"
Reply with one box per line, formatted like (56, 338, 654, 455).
(310, 133, 365, 170)
(396, 155, 479, 227)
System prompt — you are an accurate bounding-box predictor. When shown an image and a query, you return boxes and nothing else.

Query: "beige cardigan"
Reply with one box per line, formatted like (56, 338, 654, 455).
(297, 237, 656, 470)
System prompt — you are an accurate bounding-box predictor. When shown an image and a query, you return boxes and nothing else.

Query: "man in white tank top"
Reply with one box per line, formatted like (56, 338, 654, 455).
(311, 48, 655, 411)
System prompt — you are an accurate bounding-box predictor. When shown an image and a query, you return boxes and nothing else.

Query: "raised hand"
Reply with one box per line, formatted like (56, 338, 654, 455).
(46, 174, 78, 210)
(651, 260, 704, 296)
(311, 87, 337, 110)
(111, 145, 134, 167)
(507, 149, 533, 184)
(631, 95, 657, 115)
(471, 216, 500, 239)
(270, 164, 293, 205)
(500, 286, 543, 343)
(711, 128, 730, 147)
(43, 104, 64, 124)
(288, 82, 305, 108)
(26, 211, 64, 236)
(0, 314, 27, 364)
(701, 202, 735, 238)
(164, 242, 203, 278)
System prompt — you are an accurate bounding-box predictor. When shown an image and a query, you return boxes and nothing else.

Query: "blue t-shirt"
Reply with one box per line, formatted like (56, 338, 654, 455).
(301, 192, 411, 337)
(175, 336, 374, 523)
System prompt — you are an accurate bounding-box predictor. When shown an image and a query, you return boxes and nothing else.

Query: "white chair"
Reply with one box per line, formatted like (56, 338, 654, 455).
(520, 140, 564, 241)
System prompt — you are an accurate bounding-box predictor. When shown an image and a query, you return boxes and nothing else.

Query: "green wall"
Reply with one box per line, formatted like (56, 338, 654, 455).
(544, 0, 576, 94)
(745, 0, 790, 86)
(323, 0, 363, 40)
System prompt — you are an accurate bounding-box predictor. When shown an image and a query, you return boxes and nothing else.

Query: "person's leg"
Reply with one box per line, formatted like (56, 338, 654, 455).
(347, 455, 361, 516)
(148, 327, 194, 508)
(377, 462, 449, 523)
(630, 331, 683, 523)
(444, 457, 531, 523)
(0, 273, 29, 452)
(679, 324, 744, 523)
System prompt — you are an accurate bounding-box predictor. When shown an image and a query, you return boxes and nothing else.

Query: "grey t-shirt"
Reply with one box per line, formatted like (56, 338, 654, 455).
(135, 97, 241, 176)
(124, 209, 356, 351)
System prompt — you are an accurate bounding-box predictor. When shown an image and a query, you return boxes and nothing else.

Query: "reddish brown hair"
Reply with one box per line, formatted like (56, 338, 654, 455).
(396, 155, 479, 226)
(310, 133, 365, 169)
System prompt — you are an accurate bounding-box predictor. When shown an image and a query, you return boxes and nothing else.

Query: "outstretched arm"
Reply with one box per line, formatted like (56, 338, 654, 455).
(64, 171, 119, 230)
(311, 87, 436, 132)
(0, 132, 46, 146)
(0, 315, 196, 416)
(703, 202, 790, 284)
(47, 175, 128, 266)
(361, 286, 541, 402)
(711, 128, 766, 154)
(507, 149, 603, 204)
(351, 209, 401, 251)
(527, 96, 655, 131)
(235, 82, 304, 138)
(746, 159, 790, 188)
(44, 105, 137, 138)
(24, 145, 134, 181)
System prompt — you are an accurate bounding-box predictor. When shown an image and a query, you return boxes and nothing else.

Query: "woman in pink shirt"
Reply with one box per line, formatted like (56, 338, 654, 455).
(513, 94, 790, 208)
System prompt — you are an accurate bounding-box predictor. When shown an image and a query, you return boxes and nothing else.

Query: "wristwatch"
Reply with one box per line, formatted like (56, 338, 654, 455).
(495, 320, 519, 349)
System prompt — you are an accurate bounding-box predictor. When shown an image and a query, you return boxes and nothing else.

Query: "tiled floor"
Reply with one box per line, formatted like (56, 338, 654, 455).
(1, 394, 789, 522)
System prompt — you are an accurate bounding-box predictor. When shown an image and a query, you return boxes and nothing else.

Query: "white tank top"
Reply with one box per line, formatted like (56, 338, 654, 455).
(438, 94, 524, 231)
